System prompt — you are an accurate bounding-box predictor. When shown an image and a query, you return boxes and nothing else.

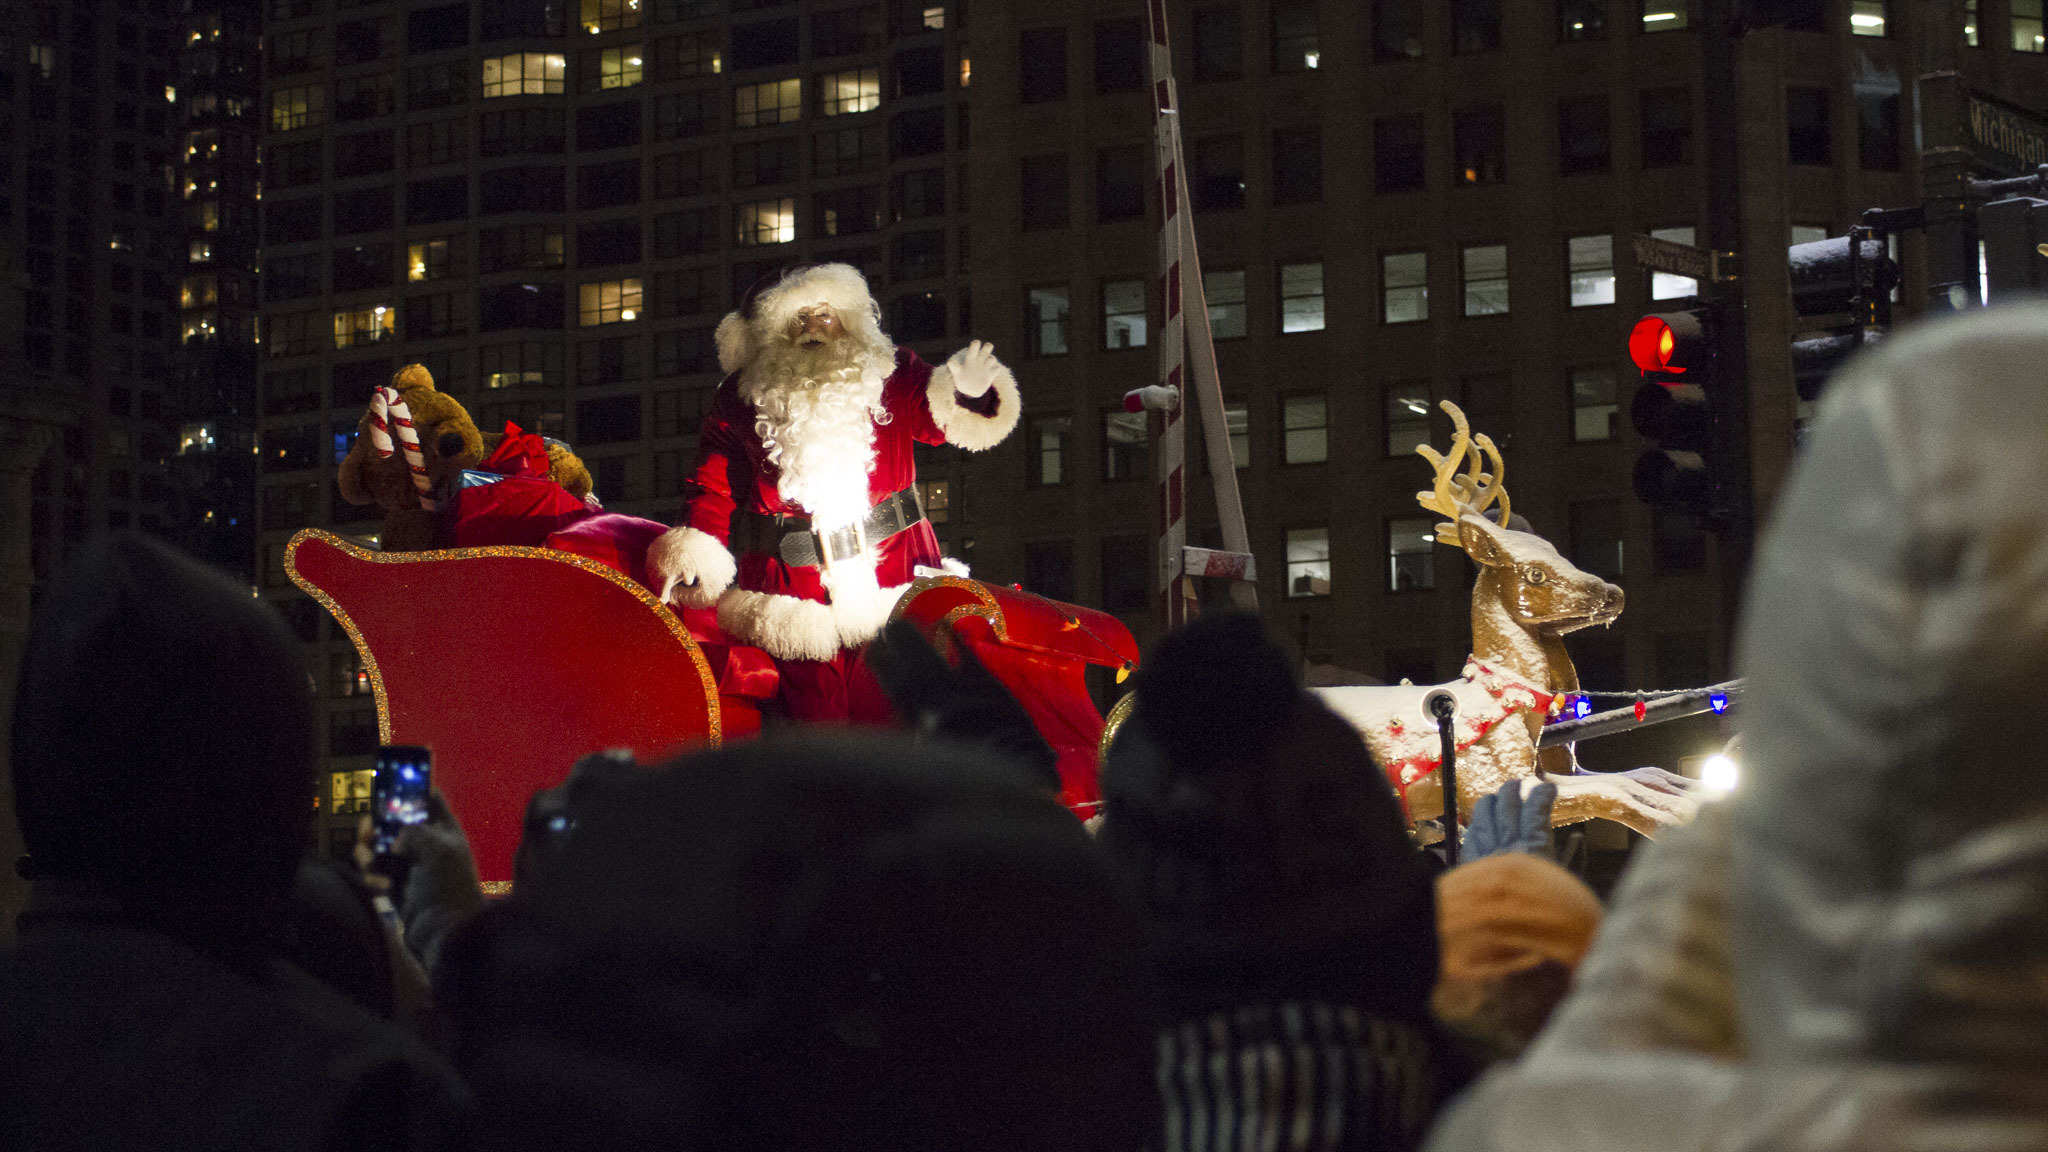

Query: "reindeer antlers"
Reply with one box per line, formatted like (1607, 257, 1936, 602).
(1414, 401, 1511, 545)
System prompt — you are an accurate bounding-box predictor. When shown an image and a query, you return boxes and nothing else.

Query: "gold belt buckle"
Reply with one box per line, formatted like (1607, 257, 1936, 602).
(817, 520, 868, 572)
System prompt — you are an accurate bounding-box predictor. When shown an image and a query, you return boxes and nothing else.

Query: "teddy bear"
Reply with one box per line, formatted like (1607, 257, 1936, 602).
(337, 363, 593, 552)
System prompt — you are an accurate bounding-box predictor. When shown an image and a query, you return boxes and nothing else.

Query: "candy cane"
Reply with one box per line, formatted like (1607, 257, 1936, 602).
(364, 385, 438, 511)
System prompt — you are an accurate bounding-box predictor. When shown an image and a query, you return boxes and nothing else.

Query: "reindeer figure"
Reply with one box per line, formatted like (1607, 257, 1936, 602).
(1314, 402, 1698, 837)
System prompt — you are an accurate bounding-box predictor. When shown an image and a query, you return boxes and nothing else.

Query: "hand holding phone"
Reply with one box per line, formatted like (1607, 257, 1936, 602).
(371, 745, 433, 859)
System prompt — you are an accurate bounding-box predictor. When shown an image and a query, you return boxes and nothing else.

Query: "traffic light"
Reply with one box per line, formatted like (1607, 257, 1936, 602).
(1978, 196, 2048, 302)
(1786, 229, 1897, 401)
(1629, 310, 1714, 515)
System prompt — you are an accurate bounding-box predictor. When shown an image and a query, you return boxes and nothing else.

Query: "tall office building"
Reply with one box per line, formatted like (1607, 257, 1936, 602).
(250, 0, 973, 854)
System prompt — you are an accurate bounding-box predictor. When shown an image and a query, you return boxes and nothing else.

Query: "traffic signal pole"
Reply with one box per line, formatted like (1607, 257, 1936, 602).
(1701, 0, 1755, 630)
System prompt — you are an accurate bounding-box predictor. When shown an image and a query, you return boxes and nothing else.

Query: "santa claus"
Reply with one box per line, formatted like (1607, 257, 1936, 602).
(647, 263, 1020, 722)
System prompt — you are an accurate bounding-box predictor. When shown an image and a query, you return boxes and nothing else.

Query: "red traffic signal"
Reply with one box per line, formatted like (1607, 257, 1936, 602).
(1628, 312, 1709, 378)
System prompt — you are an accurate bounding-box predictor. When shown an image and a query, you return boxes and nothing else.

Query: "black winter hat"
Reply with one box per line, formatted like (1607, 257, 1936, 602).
(438, 733, 1160, 1152)
(9, 531, 317, 940)
(1098, 613, 1440, 1020)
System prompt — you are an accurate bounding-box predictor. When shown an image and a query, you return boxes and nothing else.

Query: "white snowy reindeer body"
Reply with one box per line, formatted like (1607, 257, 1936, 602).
(1314, 403, 1698, 836)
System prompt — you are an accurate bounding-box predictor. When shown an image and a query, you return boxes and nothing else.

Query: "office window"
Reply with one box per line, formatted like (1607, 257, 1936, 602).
(578, 160, 641, 209)
(653, 328, 716, 375)
(407, 176, 468, 225)
(270, 84, 324, 131)
(1787, 86, 1831, 166)
(892, 230, 945, 280)
(1568, 234, 1615, 307)
(479, 341, 560, 390)
(578, 279, 643, 326)
(1571, 366, 1618, 442)
(480, 108, 564, 157)
(1282, 394, 1327, 464)
(1387, 517, 1435, 591)
(1858, 86, 1901, 170)
(1375, 0, 1425, 59)
(1640, 86, 1693, 168)
(1569, 500, 1625, 582)
(892, 46, 943, 98)
(408, 60, 468, 110)
(2017, 0, 2044, 50)
(1966, 0, 1980, 45)
(1560, 0, 1607, 39)
(1279, 263, 1325, 332)
(1462, 245, 1508, 316)
(1019, 27, 1067, 103)
(1271, 0, 1319, 71)
(1193, 136, 1246, 211)
(1272, 126, 1322, 204)
(733, 138, 801, 188)
(1653, 506, 1708, 573)
(1096, 146, 1146, 222)
(652, 32, 722, 80)
(1453, 105, 1506, 184)
(1095, 17, 1145, 93)
(891, 107, 946, 158)
(1790, 224, 1828, 246)
(404, 291, 466, 338)
(333, 187, 395, 236)
(736, 198, 796, 245)
(654, 89, 719, 138)
(479, 226, 566, 272)
(482, 53, 566, 97)
(1385, 385, 1431, 457)
(1026, 286, 1070, 355)
(820, 67, 881, 116)
(814, 5, 885, 55)
(1026, 414, 1071, 485)
(1103, 410, 1146, 480)
(1643, 0, 1690, 30)
(1375, 114, 1426, 192)
(1851, 0, 1887, 34)
(1452, 0, 1502, 54)
(408, 238, 458, 282)
(582, 0, 640, 33)
(1223, 404, 1250, 468)
(1100, 535, 1150, 614)
(1193, 4, 1243, 82)
(576, 104, 642, 153)
(577, 45, 643, 92)
(577, 220, 642, 267)
(1287, 528, 1331, 597)
(816, 186, 881, 236)
(1382, 251, 1428, 324)
(815, 125, 885, 175)
(735, 79, 801, 127)
(1651, 225, 1699, 299)
(1020, 154, 1069, 231)
(1206, 269, 1247, 339)
(268, 140, 326, 189)
(1558, 95, 1610, 175)
(653, 149, 717, 198)
(333, 306, 396, 349)
(1023, 540, 1076, 601)
(1102, 280, 1147, 349)
(1461, 373, 1513, 448)
(893, 292, 946, 340)
(651, 268, 721, 318)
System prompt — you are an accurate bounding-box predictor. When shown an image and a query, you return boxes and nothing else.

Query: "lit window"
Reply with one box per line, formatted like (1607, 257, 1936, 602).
(333, 306, 396, 348)
(409, 239, 452, 282)
(1650, 225, 1699, 299)
(180, 423, 217, 454)
(599, 45, 643, 88)
(1382, 251, 1428, 324)
(819, 67, 881, 116)
(190, 240, 212, 263)
(1642, 0, 1690, 31)
(1387, 518, 1434, 592)
(579, 278, 644, 325)
(181, 312, 217, 345)
(28, 44, 54, 79)
(1279, 262, 1325, 332)
(917, 478, 950, 522)
(1571, 367, 1618, 442)
(959, 56, 972, 86)
(1103, 410, 1146, 480)
(482, 53, 567, 97)
(1101, 279, 1147, 349)
(1226, 403, 1249, 468)
(1386, 385, 1431, 457)
(1287, 527, 1331, 598)
(1026, 286, 1070, 355)
(1027, 414, 1071, 485)
(1851, 0, 1887, 34)
(1462, 244, 1509, 316)
(1965, 0, 1979, 45)
(735, 198, 796, 245)
(1205, 269, 1247, 339)
(2016, 0, 2045, 50)
(924, 6, 946, 29)
(581, 0, 642, 34)
(180, 275, 218, 310)
(735, 78, 802, 127)
(1282, 394, 1328, 464)
(270, 85, 324, 131)
(1568, 234, 1615, 307)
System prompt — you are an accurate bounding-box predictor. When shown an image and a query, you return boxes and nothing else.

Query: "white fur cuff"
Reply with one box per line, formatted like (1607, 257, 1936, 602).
(648, 526, 736, 608)
(927, 360, 1021, 452)
(716, 582, 911, 662)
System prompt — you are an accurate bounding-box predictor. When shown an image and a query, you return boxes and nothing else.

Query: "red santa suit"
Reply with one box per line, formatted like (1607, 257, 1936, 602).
(647, 263, 1019, 722)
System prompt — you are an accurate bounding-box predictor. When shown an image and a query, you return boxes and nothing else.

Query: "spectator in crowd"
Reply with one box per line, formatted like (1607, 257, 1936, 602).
(1, 531, 472, 1151)
(433, 732, 1158, 1152)
(1097, 612, 1461, 1152)
(1425, 303, 2048, 1149)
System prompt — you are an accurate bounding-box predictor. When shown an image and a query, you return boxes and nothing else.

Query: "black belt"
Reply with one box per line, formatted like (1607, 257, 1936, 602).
(745, 486, 924, 569)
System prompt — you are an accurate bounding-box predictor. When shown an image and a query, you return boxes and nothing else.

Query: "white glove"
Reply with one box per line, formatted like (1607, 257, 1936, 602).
(944, 340, 1000, 398)
(646, 526, 736, 609)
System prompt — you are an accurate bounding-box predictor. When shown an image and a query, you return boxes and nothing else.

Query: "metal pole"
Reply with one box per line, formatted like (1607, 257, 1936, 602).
(1429, 691, 1459, 865)
(1144, 2, 1189, 630)
(1701, 0, 1755, 641)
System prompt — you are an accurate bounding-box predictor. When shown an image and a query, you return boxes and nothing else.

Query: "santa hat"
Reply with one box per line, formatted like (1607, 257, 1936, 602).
(716, 263, 885, 375)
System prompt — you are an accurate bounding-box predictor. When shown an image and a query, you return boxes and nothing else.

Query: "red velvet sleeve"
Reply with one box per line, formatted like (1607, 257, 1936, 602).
(886, 348, 950, 447)
(680, 382, 749, 542)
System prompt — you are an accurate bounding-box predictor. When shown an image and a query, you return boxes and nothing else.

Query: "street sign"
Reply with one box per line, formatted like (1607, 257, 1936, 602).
(1632, 233, 1730, 283)
(1965, 90, 2048, 178)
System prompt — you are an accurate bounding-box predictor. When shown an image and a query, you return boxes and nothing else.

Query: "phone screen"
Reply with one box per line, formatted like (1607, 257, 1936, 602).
(371, 745, 432, 856)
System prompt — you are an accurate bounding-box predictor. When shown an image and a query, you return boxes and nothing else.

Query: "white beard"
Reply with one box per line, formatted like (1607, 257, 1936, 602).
(737, 329, 897, 529)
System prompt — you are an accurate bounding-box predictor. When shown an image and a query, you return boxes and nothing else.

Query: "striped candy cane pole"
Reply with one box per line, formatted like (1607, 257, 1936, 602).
(1146, 0, 1188, 630)
(364, 386, 439, 511)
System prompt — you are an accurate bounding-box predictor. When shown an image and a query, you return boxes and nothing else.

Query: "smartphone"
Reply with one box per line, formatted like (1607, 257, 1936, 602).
(371, 745, 432, 856)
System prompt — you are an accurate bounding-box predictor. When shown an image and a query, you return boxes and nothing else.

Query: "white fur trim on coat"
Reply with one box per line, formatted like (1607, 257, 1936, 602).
(714, 311, 752, 376)
(927, 359, 1021, 452)
(716, 582, 911, 662)
(647, 526, 736, 609)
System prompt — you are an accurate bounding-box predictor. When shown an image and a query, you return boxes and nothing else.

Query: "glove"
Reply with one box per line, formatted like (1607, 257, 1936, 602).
(866, 619, 1061, 794)
(1462, 778, 1557, 860)
(943, 340, 1001, 398)
(647, 525, 736, 608)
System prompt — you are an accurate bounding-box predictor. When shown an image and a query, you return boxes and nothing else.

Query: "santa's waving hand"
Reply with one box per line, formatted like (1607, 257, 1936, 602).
(647, 263, 1020, 722)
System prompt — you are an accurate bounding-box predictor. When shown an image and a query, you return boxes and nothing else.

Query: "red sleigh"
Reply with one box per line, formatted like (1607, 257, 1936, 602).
(285, 529, 1137, 886)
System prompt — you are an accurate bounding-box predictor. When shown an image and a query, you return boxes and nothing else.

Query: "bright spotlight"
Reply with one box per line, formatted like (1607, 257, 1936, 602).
(1701, 753, 1739, 793)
